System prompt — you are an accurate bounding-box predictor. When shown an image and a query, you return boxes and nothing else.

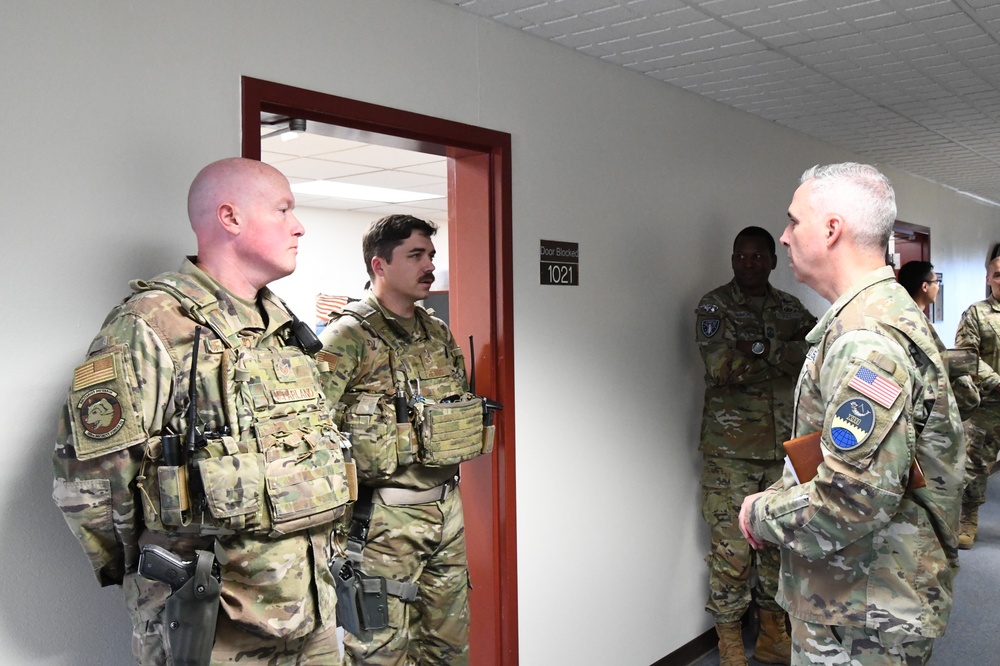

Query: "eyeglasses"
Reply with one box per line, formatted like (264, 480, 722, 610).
(925, 279, 942, 285)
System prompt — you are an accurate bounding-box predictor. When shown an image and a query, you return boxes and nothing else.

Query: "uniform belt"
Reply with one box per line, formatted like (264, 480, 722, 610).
(374, 478, 458, 506)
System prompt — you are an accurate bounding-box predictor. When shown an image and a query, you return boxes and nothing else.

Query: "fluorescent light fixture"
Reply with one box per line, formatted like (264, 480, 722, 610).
(280, 131, 300, 142)
(292, 180, 444, 204)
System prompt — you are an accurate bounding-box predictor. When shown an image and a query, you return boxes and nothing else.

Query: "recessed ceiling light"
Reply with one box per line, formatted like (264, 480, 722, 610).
(291, 180, 444, 204)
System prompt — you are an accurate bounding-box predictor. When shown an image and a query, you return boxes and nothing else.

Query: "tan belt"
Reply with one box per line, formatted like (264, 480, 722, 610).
(374, 478, 458, 506)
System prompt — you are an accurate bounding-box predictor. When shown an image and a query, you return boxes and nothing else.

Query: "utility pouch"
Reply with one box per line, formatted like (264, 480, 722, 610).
(395, 422, 416, 467)
(195, 453, 263, 531)
(414, 396, 486, 466)
(330, 557, 388, 639)
(481, 424, 496, 456)
(163, 550, 221, 666)
(157, 466, 189, 527)
(339, 393, 397, 479)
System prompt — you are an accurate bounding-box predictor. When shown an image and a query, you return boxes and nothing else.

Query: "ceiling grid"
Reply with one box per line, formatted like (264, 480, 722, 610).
(440, 0, 1000, 204)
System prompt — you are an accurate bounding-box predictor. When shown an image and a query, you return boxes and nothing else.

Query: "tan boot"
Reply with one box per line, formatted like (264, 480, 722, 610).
(715, 621, 748, 666)
(959, 504, 979, 550)
(754, 609, 792, 665)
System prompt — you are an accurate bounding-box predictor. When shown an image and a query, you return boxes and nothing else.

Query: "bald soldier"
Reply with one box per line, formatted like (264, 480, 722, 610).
(53, 158, 353, 664)
(740, 163, 965, 665)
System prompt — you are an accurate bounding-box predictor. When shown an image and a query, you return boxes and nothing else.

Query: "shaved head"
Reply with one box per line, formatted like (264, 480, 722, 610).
(186, 158, 303, 299)
(188, 158, 284, 234)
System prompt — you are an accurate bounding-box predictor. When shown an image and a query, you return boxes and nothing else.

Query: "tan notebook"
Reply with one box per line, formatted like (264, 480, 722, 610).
(783, 431, 925, 490)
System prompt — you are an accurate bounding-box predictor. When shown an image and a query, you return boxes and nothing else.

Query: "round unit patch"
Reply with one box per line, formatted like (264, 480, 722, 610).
(830, 398, 875, 450)
(77, 388, 125, 440)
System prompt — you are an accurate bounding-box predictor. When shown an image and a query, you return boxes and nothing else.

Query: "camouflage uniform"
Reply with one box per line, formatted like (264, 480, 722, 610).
(696, 280, 815, 623)
(318, 292, 487, 666)
(955, 295, 1000, 508)
(53, 259, 351, 665)
(748, 267, 965, 664)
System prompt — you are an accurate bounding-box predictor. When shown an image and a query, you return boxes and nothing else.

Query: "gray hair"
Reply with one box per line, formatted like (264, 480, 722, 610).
(801, 163, 896, 250)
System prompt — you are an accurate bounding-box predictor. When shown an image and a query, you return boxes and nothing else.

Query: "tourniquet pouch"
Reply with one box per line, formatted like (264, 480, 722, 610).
(157, 465, 189, 527)
(339, 392, 398, 479)
(414, 396, 486, 465)
(254, 411, 351, 537)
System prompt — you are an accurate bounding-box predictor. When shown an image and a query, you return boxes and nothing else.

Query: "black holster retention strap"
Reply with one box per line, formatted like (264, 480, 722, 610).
(163, 549, 221, 666)
(333, 486, 418, 638)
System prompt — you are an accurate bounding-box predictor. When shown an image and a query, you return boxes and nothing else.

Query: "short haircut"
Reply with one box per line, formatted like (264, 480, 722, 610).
(362, 214, 438, 279)
(733, 226, 776, 257)
(898, 260, 934, 298)
(801, 163, 896, 251)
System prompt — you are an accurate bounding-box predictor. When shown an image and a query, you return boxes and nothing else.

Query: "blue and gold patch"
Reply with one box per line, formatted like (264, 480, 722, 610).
(830, 398, 875, 450)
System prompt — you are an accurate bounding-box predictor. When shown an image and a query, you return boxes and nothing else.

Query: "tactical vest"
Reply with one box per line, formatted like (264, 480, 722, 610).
(127, 274, 352, 537)
(333, 300, 493, 481)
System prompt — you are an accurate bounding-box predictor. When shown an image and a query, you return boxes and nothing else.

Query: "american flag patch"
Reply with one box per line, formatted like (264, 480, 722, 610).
(73, 355, 116, 391)
(848, 366, 901, 408)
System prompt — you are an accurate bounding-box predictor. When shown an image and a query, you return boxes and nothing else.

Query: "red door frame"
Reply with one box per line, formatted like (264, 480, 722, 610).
(241, 77, 517, 665)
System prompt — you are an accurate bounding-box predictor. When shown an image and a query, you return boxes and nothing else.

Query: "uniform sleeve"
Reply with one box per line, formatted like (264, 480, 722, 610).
(316, 316, 366, 405)
(749, 329, 912, 560)
(697, 296, 779, 387)
(767, 306, 817, 377)
(956, 306, 1000, 394)
(52, 310, 174, 586)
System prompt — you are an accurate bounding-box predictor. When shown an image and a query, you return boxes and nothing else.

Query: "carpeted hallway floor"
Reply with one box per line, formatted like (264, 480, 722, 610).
(688, 471, 1000, 665)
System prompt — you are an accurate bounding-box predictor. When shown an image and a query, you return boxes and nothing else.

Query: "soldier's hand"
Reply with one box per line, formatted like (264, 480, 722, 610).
(739, 491, 769, 549)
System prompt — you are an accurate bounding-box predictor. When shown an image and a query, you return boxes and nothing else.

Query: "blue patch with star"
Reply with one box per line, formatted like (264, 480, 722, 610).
(701, 319, 720, 337)
(829, 398, 876, 451)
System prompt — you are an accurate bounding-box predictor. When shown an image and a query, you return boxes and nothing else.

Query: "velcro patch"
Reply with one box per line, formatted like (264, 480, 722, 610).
(848, 365, 901, 408)
(73, 354, 117, 391)
(68, 345, 145, 461)
(700, 318, 721, 338)
(829, 398, 875, 450)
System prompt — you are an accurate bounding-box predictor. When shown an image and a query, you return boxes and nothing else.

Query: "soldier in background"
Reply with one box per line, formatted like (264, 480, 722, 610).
(53, 158, 352, 664)
(695, 226, 815, 666)
(955, 247, 1000, 548)
(897, 260, 941, 313)
(318, 214, 494, 665)
(740, 163, 965, 664)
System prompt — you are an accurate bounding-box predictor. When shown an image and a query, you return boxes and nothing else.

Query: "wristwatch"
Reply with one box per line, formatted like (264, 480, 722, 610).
(751, 341, 766, 356)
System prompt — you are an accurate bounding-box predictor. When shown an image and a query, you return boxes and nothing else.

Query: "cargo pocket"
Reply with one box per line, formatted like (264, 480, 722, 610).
(196, 453, 263, 531)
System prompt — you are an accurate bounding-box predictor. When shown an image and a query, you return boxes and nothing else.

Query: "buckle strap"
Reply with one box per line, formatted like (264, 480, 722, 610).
(361, 576, 419, 602)
(374, 478, 457, 506)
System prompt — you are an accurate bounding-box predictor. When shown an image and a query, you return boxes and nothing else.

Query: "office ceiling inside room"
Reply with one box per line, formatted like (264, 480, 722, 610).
(436, 0, 1000, 206)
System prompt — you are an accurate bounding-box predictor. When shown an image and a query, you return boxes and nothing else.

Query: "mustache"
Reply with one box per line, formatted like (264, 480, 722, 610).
(419, 273, 435, 284)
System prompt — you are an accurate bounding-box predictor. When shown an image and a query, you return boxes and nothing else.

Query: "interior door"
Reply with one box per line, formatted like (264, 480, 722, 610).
(242, 77, 518, 665)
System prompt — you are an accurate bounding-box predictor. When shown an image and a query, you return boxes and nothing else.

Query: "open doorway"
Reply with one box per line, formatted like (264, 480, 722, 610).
(242, 77, 518, 665)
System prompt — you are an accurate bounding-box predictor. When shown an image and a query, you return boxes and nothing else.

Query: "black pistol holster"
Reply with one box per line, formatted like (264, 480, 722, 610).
(331, 486, 416, 639)
(163, 549, 221, 666)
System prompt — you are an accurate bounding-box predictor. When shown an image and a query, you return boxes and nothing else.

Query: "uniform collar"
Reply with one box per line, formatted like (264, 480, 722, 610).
(181, 257, 290, 336)
(807, 265, 896, 344)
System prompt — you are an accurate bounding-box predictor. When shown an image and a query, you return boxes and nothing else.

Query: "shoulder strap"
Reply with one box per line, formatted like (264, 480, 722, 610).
(129, 274, 240, 348)
(339, 300, 404, 351)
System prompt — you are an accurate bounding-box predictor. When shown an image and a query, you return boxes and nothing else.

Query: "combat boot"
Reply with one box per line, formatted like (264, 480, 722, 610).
(753, 609, 792, 665)
(958, 504, 979, 550)
(715, 621, 748, 666)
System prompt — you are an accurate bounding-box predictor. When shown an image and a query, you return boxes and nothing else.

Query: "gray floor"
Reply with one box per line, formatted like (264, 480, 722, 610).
(688, 473, 1000, 665)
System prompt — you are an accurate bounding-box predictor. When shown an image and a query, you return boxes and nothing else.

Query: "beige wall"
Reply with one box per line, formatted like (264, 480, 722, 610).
(3, 1, 998, 664)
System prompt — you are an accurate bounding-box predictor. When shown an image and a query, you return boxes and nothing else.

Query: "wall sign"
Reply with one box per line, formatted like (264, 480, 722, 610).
(540, 240, 579, 286)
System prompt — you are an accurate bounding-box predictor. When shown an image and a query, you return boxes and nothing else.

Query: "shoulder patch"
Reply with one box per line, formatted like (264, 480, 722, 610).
(848, 365, 901, 408)
(68, 347, 145, 460)
(701, 318, 721, 338)
(830, 398, 876, 450)
(697, 303, 719, 315)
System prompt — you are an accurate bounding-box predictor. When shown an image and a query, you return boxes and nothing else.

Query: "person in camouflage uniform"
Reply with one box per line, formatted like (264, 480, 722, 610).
(696, 226, 815, 666)
(740, 163, 965, 665)
(318, 214, 491, 666)
(52, 158, 352, 665)
(954, 249, 1000, 548)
